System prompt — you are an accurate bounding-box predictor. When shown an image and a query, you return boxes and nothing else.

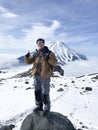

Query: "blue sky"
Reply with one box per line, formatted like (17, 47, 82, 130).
(0, 0, 98, 57)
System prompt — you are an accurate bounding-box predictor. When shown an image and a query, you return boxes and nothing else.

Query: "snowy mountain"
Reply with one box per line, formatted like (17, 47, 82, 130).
(0, 66, 98, 130)
(17, 41, 87, 66)
(49, 41, 87, 65)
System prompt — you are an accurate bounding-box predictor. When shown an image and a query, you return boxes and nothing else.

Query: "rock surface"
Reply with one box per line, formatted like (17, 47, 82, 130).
(0, 124, 15, 130)
(54, 65, 64, 76)
(20, 111, 76, 130)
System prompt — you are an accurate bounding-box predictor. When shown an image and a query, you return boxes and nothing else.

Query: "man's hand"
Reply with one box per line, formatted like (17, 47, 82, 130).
(25, 51, 30, 58)
(44, 53, 50, 61)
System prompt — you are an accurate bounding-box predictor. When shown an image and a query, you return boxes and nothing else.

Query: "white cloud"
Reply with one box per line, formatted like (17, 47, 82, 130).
(0, 54, 19, 70)
(58, 34, 88, 43)
(70, 42, 98, 57)
(0, 20, 61, 55)
(0, 34, 33, 57)
(23, 20, 61, 42)
(63, 57, 98, 77)
(0, 6, 18, 18)
(0, 19, 98, 59)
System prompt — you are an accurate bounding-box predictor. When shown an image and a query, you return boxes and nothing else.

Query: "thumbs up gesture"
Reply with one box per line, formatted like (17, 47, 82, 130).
(25, 51, 30, 58)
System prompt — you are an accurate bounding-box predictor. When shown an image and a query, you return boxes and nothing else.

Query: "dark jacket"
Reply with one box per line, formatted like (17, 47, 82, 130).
(24, 46, 57, 79)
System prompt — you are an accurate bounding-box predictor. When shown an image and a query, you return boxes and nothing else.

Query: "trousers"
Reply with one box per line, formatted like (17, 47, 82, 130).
(34, 75, 50, 110)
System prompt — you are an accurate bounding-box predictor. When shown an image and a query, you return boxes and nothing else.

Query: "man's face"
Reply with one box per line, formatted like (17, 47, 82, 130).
(37, 40, 45, 50)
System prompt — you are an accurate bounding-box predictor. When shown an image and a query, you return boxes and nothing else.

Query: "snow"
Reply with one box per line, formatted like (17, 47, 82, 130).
(0, 65, 32, 79)
(0, 65, 98, 130)
(48, 40, 86, 65)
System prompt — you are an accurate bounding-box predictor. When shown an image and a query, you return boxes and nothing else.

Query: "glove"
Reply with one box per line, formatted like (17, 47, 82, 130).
(25, 52, 30, 58)
(44, 53, 50, 61)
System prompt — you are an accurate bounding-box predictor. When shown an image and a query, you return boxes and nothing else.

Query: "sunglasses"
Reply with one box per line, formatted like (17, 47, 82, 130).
(37, 41, 44, 45)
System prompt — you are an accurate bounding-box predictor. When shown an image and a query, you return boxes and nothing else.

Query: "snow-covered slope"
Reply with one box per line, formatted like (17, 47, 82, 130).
(49, 41, 87, 65)
(0, 66, 98, 130)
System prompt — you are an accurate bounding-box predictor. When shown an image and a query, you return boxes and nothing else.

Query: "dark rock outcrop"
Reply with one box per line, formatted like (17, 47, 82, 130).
(11, 69, 32, 78)
(20, 111, 76, 130)
(57, 88, 64, 92)
(85, 87, 92, 91)
(0, 124, 15, 130)
(54, 65, 64, 76)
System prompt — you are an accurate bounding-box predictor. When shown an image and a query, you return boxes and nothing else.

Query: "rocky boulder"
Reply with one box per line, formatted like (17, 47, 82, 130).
(54, 65, 64, 76)
(0, 124, 15, 130)
(20, 111, 76, 130)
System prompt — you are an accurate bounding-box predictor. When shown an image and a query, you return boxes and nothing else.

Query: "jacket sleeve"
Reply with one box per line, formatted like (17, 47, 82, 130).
(24, 55, 36, 64)
(48, 52, 57, 66)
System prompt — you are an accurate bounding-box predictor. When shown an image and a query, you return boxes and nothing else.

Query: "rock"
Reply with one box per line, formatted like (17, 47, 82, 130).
(92, 75, 98, 80)
(64, 85, 68, 87)
(85, 87, 92, 91)
(0, 71, 6, 74)
(92, 79, 96, 82)
(20, 111, 76, 130)
(54, 65, 64, 76)
(11, 69, 32, 78)
(25, 81, 29, 84)
(25, 87, 32, 90)
(50, 84, 55, 88)
(82, 125, 88, 129)
(14, 86, 17, 88)
(0, 124, 15, 130)
(71, 81, 75, 83)
(57, 88, 64, 92)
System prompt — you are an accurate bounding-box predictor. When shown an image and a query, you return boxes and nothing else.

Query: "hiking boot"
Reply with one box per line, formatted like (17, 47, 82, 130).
(43, 110, 49, 116)
(33, 106, 43, 112)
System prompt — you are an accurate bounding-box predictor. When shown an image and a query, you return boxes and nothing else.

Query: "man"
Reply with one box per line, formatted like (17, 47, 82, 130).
(25, 38, 57, 116)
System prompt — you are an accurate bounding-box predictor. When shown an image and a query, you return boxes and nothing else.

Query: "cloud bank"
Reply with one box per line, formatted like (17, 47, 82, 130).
(0, 20, 61, 54)
(63, 57, 98, 77)
(0, 19, 98, 57)
(0, 0, 98, 57)
(0, 54, 19, 70)
(0, 53, 98, 77)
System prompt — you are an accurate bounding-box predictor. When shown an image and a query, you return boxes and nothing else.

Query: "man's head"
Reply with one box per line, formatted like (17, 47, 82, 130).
(36, 38, 45, 50)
